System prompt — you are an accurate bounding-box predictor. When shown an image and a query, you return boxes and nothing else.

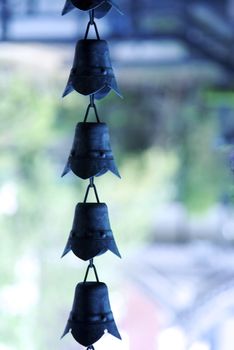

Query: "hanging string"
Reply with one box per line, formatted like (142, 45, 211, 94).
(83, 258, 99, 283)
(83, 177, 100, 203)
(84, 10, 100, 40)
(90, 94, 95, 107)
(89, 9, 95, 24)
(83, 95, 100, 123)
(87, 346, 95, 350)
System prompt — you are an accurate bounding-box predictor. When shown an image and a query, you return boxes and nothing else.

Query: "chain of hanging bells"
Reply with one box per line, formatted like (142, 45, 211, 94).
(60, 1, 123, 349)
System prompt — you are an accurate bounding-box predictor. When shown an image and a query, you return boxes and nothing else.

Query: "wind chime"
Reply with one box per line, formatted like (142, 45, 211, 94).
(60, 1, 122, 349)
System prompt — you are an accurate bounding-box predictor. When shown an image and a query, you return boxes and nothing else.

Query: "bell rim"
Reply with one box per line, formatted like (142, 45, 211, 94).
(71, 242, 121, 260)
(63, 0, 122, 18)
(76, 202, 108, 206)
(71, 0, 106, 11)
(70, 319, 122, 344)
(72, 80, 115, 97)
(76, 281, 106, 287)
(76, 121, 108, 126)
(75, 38, 108, 45)
(70, 163, 120, 179)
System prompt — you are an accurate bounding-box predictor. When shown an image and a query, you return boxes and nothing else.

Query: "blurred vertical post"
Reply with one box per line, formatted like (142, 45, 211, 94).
(228, 0, 234, 22)
(129, 0, 140, 35)
(26, 0, 37, 14)
(1, 0, 10, 41)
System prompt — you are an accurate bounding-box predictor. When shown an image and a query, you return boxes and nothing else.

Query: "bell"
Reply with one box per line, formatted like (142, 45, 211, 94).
(62, 122, 120, 179)
(62, 202, 121, 260)
(62, 0, 122, 18)
(62, 282, 121, 346)
(63, 39, 121, 100)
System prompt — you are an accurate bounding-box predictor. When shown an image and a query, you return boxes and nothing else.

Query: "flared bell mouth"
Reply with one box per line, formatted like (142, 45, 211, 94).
(61, 235, 121, 260)
(71, 158, 121, 179)
(62, 0, 123, 18)
(72, 0, 112, 11)
(62, 155, 121, 179)
(62, 318, 121, 346)
(73, 320, 121, 345)
(62, 72, 122, 100)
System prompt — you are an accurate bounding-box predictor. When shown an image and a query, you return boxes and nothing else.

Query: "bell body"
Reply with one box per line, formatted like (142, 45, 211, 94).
(62, 122, 120, 179)
(63, 39, 121, 100)
(62, 282, 121, 346)
(62, 202, 121, 260)
(62, 0, 122, 18)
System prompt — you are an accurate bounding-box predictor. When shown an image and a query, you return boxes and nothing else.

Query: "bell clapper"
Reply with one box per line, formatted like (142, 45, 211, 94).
(89, 9, 95, 25)
(89, 258, 94, 268)
(89, 176, 94, 187)
(90, 94, 95, 108)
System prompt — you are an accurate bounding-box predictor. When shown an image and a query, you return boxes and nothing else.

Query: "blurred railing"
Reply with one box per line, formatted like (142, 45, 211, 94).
(1, 0, 234, 72)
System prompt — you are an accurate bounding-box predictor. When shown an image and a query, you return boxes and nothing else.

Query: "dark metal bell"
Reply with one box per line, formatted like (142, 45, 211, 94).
(62, 122, 120, 179)
(63, 39, 121, 100)
(62, 282, 121, 346)
(62, 202, 121, 260)
(62, 0, 122, 18)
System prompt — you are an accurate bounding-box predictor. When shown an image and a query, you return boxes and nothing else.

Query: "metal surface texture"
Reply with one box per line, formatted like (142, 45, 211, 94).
(61, 202, 121, 260)
(62, 39, 121, 100)
(62, 0, 122, 18)
(62, 122, 120, 179)
(61, 282, 121, 346)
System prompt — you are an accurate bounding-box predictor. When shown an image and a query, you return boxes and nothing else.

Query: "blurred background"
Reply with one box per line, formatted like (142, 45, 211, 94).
(1, 1, 234, 350)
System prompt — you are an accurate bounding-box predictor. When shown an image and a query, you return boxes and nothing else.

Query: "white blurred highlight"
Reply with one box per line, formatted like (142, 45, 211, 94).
(189, 341, 210, 350)
(94, 331, 129, 350)
(157, 327, 186, 350)
(0, 182, 18, 215)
